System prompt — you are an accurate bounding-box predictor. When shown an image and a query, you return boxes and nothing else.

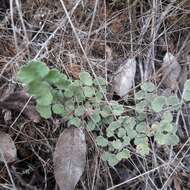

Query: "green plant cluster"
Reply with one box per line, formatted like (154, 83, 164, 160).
(17, 60, 190, 167)
(95, 81, 185, 166)
(135, 82, 181, 144)
(17, 60, 107, 122)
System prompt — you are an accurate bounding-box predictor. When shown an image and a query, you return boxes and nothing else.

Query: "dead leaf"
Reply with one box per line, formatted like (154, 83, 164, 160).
(113, 58, 136, 97)
(2, 109, 12, 124)
(0, 132, 17, 163)
(161, 52, 181, 90)
(0, 90, 40, 123)
(111, 13, 127, 33)
(53, 127, 87, 190)
(174, 177, 181, 190)
(63, 0, 79, 10)
(66, 64, 81, 79)
(105, 45, 113, 63)
(179, 65, 188, 92)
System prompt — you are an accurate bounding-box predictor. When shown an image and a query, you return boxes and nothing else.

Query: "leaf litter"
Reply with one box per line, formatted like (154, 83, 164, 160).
(113, 57, 136, 97)
(0, 89, 40, 123)
(161, 52, 181, 91)
(53, 127, 86, 190)
(0, 0, 190, 189)
(0, 132, 17, 163)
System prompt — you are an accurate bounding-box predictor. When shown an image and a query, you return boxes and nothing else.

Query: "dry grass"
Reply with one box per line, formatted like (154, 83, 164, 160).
(0, 0, 190, 189)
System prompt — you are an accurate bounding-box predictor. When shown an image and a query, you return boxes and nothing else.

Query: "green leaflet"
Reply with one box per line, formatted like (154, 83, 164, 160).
(17, 60, 49, 84)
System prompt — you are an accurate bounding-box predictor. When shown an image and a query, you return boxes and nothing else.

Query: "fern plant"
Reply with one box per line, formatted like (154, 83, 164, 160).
(17, 60, 190, 166)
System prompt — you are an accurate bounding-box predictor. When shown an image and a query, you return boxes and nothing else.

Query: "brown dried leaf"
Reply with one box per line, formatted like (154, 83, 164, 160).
(174, 177, 181, 190)
(111, 13, 127, 33)
(63, 0, 78, 10)
(53, 127, 86, 190)
(66, 64, 81, 79)
(0, 132, 17, 163)
(113, 58, 136, 97)
(161, 52, 181, 90)
(0, 90, 40, 123)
